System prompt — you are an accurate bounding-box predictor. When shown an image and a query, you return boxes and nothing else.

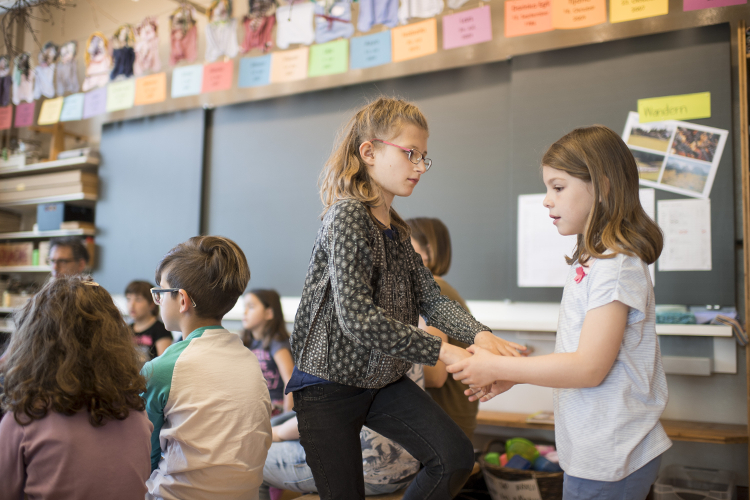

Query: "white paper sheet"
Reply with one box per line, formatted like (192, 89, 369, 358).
(484, 473, 543, 500)
(657, 198, 712, 271)
(517, 194, 577, 287)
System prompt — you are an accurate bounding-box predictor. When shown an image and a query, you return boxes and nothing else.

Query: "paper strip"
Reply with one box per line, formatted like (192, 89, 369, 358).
(270, 47, 310, 83)
(60, 94, 85, 122)
(683, 0, 745, 10)
(238, 55, 272, 88)
(14, 102, 35, 127)
(83, 87, 107, 119)
(309, 39, 349, 77)
(350, 31, 392, 70)
(106, 79, 136, 112)
(392, 19, 438, 63)
(0, 106, 12, 130)
(505, 0, 553, 38)
(37, 97, 65, 125)
(552, 0, 606, 29)
(171, 64, 204, 98)
(202, 61, 234, 93)
(442, 5, 493, 50)
(610, 0, 668, 23)
(134, 73, 167, 105)
(637, 92, 711, 123)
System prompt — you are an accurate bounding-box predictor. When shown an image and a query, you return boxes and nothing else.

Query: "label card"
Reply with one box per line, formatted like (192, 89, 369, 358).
(505, 0, 553, 37)
(14, 102, 35, 127)
(611, 0, 668, 22)
(309, 40, 349, 77)
(0, 106, 12, 130)
(106, 79, 136, 112)
(60, 93, 85, 122)
(83, 87, 107, 119)
(638, 92, 711, 123)
(443, 5, 493, 49)
(392, 19, 438, 63)
(552, 0, 606, 29)
(683, 0, 745, 10)
(271, 47, 310, 83)
(37, 97, 65, 125)
(239, 55, 272, 88)
(202, 61, 234, 93)
(134, 73, 167, 105)
(350, 31, 392, 70)
(171, 64, 204, 98)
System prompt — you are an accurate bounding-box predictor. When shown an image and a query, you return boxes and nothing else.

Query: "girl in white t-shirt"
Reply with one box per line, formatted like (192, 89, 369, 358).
(448, 125, 671, 500)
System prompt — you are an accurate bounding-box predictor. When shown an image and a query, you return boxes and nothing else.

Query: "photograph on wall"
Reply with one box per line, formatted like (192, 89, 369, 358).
(621, 111, 727, 199)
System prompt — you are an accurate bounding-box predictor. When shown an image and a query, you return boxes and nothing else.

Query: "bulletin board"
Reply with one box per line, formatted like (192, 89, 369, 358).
(203, 23, 734, 305)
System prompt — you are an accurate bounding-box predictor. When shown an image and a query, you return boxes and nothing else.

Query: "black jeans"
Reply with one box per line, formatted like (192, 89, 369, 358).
(293, 376, 475, 500)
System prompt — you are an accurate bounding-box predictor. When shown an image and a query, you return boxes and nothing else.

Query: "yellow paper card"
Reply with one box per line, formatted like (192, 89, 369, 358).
(638, 92, 711, 123)
(270, 47, 309, 83)
(552, 0, 606, 29)
(134, 73, 167, 106)
(37, 97, 64, 125)
(106, 79, 136, 113)
(392, 19, 438, 63)
(610, 0, 668, 23)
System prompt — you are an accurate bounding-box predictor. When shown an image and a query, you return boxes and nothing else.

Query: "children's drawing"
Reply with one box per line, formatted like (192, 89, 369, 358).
(206, 0, 239, 62)
(170, 3, 198, 65)
(242, 0, 276, 53)
(134, 16, 162, 76)
(315, 0, 354, 44)
(82, 32, 111, 91)
(56, 41, 80, 95)
(0, 56, 12, 106)
(111, 24, 136, 80)
(34, 41, 59, 100)
(12, 52, 34, 105)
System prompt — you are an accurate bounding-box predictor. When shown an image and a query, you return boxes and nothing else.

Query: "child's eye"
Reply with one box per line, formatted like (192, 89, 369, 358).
(554, 186, 563, 192)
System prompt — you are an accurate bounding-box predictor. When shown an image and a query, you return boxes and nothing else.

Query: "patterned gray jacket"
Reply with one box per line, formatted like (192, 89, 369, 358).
(291, 198, 491, 389)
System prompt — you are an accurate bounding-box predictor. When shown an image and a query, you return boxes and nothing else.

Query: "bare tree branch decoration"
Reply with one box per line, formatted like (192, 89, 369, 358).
(0, 0, 73, 59)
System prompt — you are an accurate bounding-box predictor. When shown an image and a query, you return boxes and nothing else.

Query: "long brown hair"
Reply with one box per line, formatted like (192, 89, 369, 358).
(542, 125, 663, 266)
(319, 97, 429, 240)
(242, 289, 289, 350)
(406, 217, 452, 277)
(1, 276, 146, 427)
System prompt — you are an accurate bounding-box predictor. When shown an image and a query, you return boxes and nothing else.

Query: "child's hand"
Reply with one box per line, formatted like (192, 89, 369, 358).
(474, 331, 526, 357)
(446, 345, 501, 388)
(464, 381, 516, 402)
(438, 342, 471, 366)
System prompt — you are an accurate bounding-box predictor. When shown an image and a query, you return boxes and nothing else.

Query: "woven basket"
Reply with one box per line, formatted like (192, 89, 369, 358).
(479, 440, 563, 500)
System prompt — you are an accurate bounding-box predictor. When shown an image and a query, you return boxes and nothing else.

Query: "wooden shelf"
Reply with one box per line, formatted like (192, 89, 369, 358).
(0, 228, 96, 240)
(0, 307, 15, 313)
(476, 411, 748, 445)
(0, 192, 97, 211)
(0, 265, 51, 273)
(0, 155, 99, 178)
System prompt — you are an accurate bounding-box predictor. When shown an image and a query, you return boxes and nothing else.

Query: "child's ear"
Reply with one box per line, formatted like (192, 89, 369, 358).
(359, 141, 376, 167)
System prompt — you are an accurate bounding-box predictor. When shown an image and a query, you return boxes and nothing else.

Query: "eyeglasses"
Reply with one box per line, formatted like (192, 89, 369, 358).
(370, 139, 432, 171)
(49, 258, 74, 266)
(150, 287, 197, 308)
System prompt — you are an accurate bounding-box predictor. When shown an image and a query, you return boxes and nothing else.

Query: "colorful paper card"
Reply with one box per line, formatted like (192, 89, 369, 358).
(392, 19, 438, 63)
(0, 106, 12, 130)
(60, 94, 85, 122)
(638, 92, 711, 123)
(611, 0, 668, 22)
(134, 73, 167, 106)
(37, 97, 65, 125)
(83, 87, 107, 119)
(202, 61, 234, 93)
(106, 79, 136, 113)
(505, 0, 553, 37)
(552, 0, 606, 29)
(309, 40, 349, 77)
(443, 5, 493, 50)
(239, 55, 272, 88)
(350, 31, 392, 70)
(270, 48, 309, 83)
(14, 102, 34, 128)
(171, 64, 204, 98)
(683, 0, 745, 10)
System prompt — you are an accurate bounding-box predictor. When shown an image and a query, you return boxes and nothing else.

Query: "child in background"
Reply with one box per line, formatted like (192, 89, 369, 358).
(242, 289, 294, 414)
(407, 217, 478, 440)
(142, 236, 272, 500)
(448, 125, 671, 500)
(0, 276, 152, 500)
(290, 97, 524, 500)
(126, 280, 173, 362)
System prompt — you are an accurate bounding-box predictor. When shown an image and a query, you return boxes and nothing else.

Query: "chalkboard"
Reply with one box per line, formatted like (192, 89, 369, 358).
(203, 23, 734, 305)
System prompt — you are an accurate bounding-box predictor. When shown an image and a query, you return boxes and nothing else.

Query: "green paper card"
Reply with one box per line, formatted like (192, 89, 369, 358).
(106, 79, 136, 113)
(308, 40, 348, 78)
(637, 92, 710, 123)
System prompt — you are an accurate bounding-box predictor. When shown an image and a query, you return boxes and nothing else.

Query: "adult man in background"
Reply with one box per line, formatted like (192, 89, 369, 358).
(48, 237, 89, 278)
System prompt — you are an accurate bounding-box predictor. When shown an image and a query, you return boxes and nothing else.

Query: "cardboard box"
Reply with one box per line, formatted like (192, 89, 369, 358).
(0, 170, 98, 204)
(38, 240, 50, 266)
(0, 242, 33, 266)
(37, 203, 95, 231)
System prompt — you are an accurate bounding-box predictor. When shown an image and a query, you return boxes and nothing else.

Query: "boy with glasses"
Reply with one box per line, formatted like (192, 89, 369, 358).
(141, 236, 272, 500)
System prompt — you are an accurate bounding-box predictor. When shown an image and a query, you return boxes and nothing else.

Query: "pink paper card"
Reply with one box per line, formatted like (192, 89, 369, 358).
(683, 0, 745, 10)
(202, 61, 234, 93)
(442, 5, 493, 50)
(505, 0, 553, 37)
(14, 102, 35, 128)
(0, 106, 12, 130)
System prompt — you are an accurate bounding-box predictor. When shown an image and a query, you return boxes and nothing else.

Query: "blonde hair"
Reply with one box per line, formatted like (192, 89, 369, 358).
(319, 97, 429, 238)
(85, 32, 109, 67)
(542, 125, 663, 266)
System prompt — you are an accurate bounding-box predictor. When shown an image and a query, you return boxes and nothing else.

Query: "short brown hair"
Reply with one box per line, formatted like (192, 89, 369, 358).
(125, 280, 158, 317)
(49, 236, 89, 263)
(406, 217, 452, 277)
(155, 236, 250, 319)
(1, 275, 146, 427)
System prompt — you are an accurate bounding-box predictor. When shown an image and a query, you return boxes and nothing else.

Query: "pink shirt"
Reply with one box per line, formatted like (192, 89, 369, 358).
(0, 409, 152, 500)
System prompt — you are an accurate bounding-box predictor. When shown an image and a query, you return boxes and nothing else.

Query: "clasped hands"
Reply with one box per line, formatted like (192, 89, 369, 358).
(438, 331, 523, 403)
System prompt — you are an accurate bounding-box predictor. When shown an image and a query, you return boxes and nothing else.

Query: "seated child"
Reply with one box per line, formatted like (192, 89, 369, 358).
(126, 280, 173, 362)
(142, 235, 272, 499)
(0, 275, 152, 500)
(242, 289, 294, 414)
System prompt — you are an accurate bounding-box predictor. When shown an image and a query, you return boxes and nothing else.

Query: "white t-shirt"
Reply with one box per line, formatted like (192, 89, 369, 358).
(554, 252, 671, 481)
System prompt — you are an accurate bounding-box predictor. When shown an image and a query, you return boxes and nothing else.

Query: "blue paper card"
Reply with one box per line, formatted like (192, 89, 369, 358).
(59, 93, 85, 122)
(350, 31, 392, 70)
(171, 64, 204, 98)
(238, 55, 272, 88)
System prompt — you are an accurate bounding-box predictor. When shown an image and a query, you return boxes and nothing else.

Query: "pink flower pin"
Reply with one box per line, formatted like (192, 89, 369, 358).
(574, 266, 586, 284)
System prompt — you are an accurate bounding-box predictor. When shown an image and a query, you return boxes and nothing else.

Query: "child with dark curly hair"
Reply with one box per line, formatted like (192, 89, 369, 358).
(0, 275, 153, 500)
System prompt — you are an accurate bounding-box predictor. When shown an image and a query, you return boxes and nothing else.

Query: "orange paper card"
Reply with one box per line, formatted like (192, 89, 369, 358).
(505, 0, 553, 37)
(270, 48, 310, 83)
(552, 0, 606, 29)
(134, 73, 167, 105)
(392, 19, 438, 63)
(0, 106, 12, 130)
(201, 61, 234, 93)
